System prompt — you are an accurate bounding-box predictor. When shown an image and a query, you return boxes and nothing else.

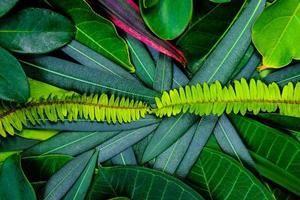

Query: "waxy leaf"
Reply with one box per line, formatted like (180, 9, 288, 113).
(140, 0, 193, 40)
(176, 0, 242, 74)
(0, 154, 36, 200)
(111, 147, 137, 165)
(0, 47, 29, 102)
(0, 0, 19, 17)
(0, 8, 74, 54)
(93, 0, 187, 66)
(86, 166, 204, 200)
(188, 148, 273, 200)
(47, 0, 134, 72)
(252, 0, 300, 69)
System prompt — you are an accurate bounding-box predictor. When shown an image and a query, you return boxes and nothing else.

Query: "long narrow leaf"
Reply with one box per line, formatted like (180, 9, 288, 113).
(111, 147, 137, 165)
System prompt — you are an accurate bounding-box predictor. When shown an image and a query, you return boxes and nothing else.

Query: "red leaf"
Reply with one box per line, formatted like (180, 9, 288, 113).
(87, 0, 187, 67)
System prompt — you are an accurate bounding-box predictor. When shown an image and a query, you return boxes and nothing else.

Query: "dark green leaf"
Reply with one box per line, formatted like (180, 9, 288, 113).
(86, 166, 204, 200)
(97, 124, 158, 163)
(257, 113, 300, 132)
(0, 136, 39, 152)
(22, 154, 73, 182)
(188, 148, 273, 200)
(64, 150, 98, 200)
(20, 56, 159, 103)
(61, 40, 139, 83)
(176, 1, 242, 74)
(26, 116, 161, 132)
(142, 114, 197, 163)
(111, 147, 137, 165)
(176, 115, 218, 177)
(153, 123, 196, 174)
(0, 47, 29, 102)
(140, 0, 193, 40)
(48, 0, 134, 71)
(153, 54, 173, 92)
(23, 131, 118, 157)
(0, 8, 74, 54)
(263, 63, 300, 86)
(190, 0, 266, 84)
(0, 0, 19, 17)
(213, 115, 256, 170)
(43, 150, 94, 200)
(229, 114, 300, 196)
(0, 154, 36, 200)
(126, 35, 156, 87)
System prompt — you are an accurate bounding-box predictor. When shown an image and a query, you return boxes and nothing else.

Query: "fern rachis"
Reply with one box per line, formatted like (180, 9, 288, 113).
(0, 78, 299, 137)
(154, 78, 300, 118)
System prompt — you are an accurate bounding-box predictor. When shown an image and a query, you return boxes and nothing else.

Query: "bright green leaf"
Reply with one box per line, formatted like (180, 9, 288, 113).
(140, 0, 193, 40)
(252, 0, 300, 69)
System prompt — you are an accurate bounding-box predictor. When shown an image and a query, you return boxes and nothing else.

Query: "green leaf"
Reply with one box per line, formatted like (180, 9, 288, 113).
(43, 150, 94, 200)
(140, 0, 193, 40)
(0, 0, 19, 17)
(0, 8, 74, 54)
(176, 1, 243, 74)
(142, 0, 160, 8)
(153, 54, 173, 92)
(23, 131, 118, 157)
(0, 47, 29, 102)
(61, 40, 139, 83)
(17, 129, 59, 141)
(48, 0, 134, 72)
(257, 113, 300, 132)
(210, 0, 231, 3)
(126, 35, 156, 87)
(263, 63, 300, 86)
(190, 0, 266, 84)
(21, 56, 159, 103)
(0, 154, 36, 200)
(252, 0, 300, 69)
(22, 154, 73, 182)
(188, 148, 274, 200)
(97, 124, 158, 163)
(213, 115, 256, 169)
(86, 166, 204, 199)
(229, 114, 300, 196)
(111, 147, 137, 165)
(0, 136, 39, 152)
(153, 123, 196, 174)
(142, 114, 197, 163)
(64, 150, 98, 200)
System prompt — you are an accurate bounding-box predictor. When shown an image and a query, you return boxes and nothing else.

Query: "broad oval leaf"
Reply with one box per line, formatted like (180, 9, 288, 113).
(0, 8, 74, 54)
(188, 148, 274, 200)
(252, 0, 300, 69)
(229, 114, 300, 196)
(0, 47, 29, 102)
(86, 166, 204, 200)
(140, 0, 193, 40)
(0, 0, 19, 17)
(47, 0, 134, 72)
(0, 154, 37, 200)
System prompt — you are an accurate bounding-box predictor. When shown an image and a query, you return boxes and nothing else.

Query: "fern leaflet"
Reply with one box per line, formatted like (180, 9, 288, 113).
(0, 93, 149, 137)
(154, 78, 300, 118)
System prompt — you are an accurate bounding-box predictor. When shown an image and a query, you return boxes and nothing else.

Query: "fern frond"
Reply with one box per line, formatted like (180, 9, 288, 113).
(154, 78, 300, 118)
(0, 93, 149, 137)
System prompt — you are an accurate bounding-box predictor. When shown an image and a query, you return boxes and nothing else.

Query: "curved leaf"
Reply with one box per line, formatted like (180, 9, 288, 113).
(229, 114, 300, 196)
(86, 166, 204, 200)
(0, 47, 29, 102)
(0, 8, 74, 54)
(140, 0, 193, 40)
(47, 0, 134, 72)
(188, 148, 273, 200)
(252, 0, 300, 69)
(153, 54, 173, 92)
(0, 0, 19, 17)
(0, 154, 36, 200)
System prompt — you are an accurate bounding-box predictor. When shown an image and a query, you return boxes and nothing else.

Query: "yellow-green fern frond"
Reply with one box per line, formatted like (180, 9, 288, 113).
(0, 93, 149, 137)
(154, 78, 300, 118)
